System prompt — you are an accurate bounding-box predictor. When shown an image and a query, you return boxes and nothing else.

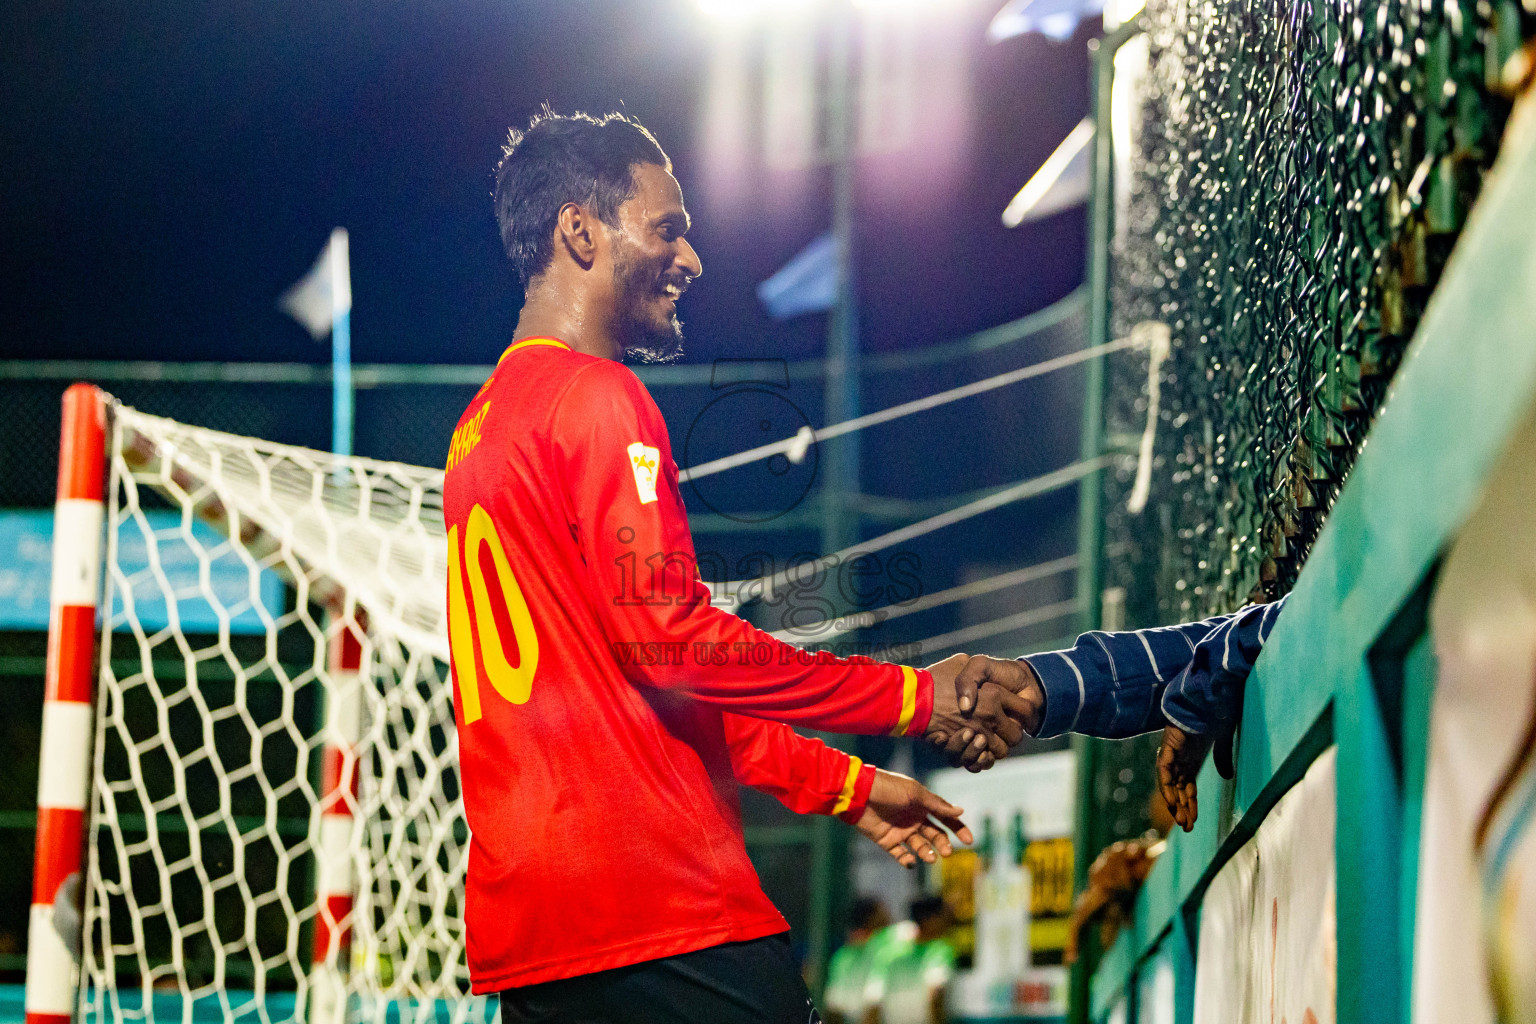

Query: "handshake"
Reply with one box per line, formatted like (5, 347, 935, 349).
(915, 652, 1219, 832)
(921, 653, 1044, 773)
(886, 597, 1284, 827)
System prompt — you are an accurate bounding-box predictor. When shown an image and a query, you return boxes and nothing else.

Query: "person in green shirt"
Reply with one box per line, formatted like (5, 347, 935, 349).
(864, 897, 956, 1024)
(825, 898, 896, 1024)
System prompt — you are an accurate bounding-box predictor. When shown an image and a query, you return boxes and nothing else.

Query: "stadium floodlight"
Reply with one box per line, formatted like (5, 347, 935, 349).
(987, 0, 1106, 42)
(1102, 0, 1145, 29)
(850, 0, 954, 9)
(695, 0, 815, 22)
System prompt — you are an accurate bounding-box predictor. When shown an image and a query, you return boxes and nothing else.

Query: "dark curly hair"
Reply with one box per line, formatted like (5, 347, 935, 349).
(493, 108, 672, 288)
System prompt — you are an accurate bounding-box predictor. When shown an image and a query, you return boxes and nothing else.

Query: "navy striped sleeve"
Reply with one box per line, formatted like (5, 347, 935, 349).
(1022, 617, 1224, 739)
(1160, 595, 1286, 734)
(1021, 597, 1286, 739)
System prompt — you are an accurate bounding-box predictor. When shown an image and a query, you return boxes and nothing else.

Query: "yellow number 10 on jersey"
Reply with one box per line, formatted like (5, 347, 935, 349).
(447, 504, 539, 723)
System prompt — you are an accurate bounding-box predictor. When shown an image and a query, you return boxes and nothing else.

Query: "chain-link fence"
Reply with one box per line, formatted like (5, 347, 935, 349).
(1067, 11, 1534, 989)
(1103, 0, 1533, 627)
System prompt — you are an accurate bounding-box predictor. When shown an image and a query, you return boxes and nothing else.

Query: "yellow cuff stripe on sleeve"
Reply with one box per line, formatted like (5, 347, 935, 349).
(890, 665, 919, 737)
(831, 756, 864, 817)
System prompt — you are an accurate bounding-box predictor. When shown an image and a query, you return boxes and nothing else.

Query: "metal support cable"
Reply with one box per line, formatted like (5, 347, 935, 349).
(768, 554, 1079, 645)
(905, 599, 1083, 659)
(687, 477, 1061, 534)
(679, 335, 1143, 484)
(0, 289, 1086, 388)
(719, 455, 1115, 610)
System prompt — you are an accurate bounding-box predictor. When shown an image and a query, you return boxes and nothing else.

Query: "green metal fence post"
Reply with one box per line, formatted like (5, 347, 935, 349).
(1068, 26, 1122, 1024)
(806, 2, 859, 996)
(1336, 579, 1433, 1024)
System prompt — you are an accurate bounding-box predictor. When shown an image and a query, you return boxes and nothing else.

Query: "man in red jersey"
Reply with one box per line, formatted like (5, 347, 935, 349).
(445, 110, 1030, 1023)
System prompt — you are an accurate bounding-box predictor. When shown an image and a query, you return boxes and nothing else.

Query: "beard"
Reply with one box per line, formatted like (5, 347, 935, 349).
(612, 243, 686, 365)
(624, 320, 685, 364)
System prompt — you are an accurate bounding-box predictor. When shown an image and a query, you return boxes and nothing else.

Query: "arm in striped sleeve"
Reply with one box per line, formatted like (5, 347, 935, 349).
(1021, 616, 1233, 739)
(1160, 596, 1286, 734)
(1019, 598, 1287, 739)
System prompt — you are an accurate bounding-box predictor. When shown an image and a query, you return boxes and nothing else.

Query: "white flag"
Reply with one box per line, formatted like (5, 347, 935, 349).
(279, 228, 351, 340)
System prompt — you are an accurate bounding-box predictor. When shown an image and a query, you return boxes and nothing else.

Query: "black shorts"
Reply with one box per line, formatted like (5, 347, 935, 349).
(497, 934, 823, 1024)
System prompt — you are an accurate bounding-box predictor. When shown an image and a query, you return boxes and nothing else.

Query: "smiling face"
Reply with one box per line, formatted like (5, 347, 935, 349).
(607, 162, 702, 363)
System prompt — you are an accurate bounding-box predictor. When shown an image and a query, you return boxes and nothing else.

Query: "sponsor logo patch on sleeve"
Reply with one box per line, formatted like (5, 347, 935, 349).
(627, 442, 661, 505)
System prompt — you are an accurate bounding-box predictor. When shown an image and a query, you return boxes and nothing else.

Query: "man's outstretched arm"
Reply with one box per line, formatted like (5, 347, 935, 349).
(932, 615, 1233, 769)
(723, 714, 973, 868)
(1021, 616, 1232, 740)
(950, 598, 1285, 741)
(553, 360, 1020, 752)
(944, 598, 1287, 817)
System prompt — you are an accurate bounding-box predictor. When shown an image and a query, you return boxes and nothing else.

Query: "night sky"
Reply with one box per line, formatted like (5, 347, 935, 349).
(1, 0, 1101, 638)
(2, 0, 1093, 368)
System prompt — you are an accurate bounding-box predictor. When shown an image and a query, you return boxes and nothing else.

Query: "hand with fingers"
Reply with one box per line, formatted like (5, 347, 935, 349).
(851, 768, 973, 869)
(926, 655, 1045, 771)
(1063, 837, 1163, 964)
(1154, 723, 1236, 831)
(921, 654, 1022, 769)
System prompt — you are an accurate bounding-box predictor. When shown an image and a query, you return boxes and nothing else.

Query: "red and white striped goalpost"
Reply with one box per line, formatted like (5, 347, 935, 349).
(26, 384, 106, 1024)
(27, 385, 368, 1021)
(311, 612, 365, 1023)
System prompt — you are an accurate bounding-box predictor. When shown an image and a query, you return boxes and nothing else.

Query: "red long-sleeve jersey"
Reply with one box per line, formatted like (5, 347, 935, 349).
(443, 338, 932, 992)
(723, 714, 876, 819)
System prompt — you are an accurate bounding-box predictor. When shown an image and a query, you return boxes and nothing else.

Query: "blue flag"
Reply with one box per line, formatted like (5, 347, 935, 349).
(757, 232, 838, 321)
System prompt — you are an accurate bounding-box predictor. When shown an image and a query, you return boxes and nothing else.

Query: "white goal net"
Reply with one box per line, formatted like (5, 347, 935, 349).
(81, 399, 486, 1023)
